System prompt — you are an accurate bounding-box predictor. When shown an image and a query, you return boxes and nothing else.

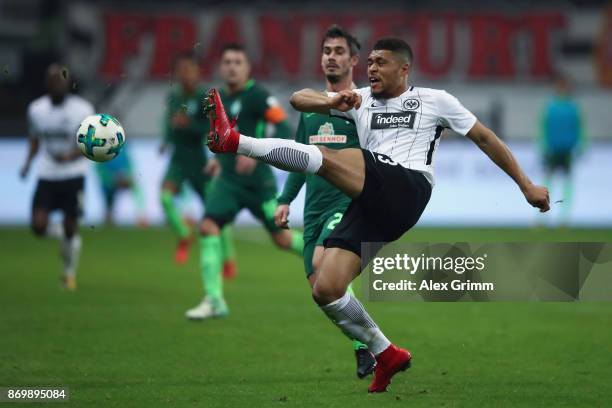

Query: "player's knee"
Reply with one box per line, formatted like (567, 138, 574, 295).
(318, 145, 331, 156)
(271, 231, 291, 249)
(200, 218, 220, 236)
(31, 222, 46, 237)
(161, 181, 178, 194)
(312, 280, 344, 305)
(31, 212, 47, 237)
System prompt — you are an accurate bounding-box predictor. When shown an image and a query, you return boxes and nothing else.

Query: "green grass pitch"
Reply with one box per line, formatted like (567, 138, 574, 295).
(1, 227, 611, 407)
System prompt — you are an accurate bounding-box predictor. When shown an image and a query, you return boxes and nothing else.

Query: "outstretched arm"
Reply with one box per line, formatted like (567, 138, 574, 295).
(20, 137, 39, 179)
(278, 172, 306, 205)
(466, 121, 550, 212)
(289, 89, 361, 114)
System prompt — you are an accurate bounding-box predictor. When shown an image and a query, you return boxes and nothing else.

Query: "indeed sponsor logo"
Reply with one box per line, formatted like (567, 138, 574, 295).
(371, 112, 416, 129)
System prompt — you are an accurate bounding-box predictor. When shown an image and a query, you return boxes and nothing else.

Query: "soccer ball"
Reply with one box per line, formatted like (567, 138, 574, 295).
(76, 114, 126, 162)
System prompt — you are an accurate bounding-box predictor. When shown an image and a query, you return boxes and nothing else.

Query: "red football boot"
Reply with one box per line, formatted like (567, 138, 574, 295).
(204, 88, 240, 153)
(222, 260, 237, 280)
(367, 344, 412, 393)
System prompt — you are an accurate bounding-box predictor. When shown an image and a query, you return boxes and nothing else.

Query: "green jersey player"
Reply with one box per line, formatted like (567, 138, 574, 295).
(185, 44, 303, 320)
(274, 26, 376, 379)
(160, 51, 236, 270)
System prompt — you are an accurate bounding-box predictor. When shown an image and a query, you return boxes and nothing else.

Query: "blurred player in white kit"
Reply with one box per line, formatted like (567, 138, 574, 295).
(20, 64, 94, 290)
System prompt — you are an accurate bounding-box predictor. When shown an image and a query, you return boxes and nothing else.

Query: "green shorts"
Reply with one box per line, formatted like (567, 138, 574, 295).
(303, 209, 346, 277)
(163, 155, 210, 202)
(204, 176, 280, 232)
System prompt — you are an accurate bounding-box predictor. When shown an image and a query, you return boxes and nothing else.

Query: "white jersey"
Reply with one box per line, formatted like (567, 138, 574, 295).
(330, 86, 477, 185)
(27, 94, 94, 180)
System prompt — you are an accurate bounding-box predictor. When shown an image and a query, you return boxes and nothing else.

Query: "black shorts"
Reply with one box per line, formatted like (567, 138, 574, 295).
(544, 152, 572, 173)
(324, 150, 432, 263)
(32, 177, 84, 218)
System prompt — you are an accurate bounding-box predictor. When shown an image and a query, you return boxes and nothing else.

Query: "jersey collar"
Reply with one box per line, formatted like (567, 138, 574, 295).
(223, 79, 255, 97)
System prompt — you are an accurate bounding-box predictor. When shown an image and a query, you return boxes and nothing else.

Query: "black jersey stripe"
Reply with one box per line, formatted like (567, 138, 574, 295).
(425, 126, 444, 165)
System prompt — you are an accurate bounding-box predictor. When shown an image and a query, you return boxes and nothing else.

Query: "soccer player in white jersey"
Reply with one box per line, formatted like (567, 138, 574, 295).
(204, 38, 550, 393)
(20, 64, 94, 291)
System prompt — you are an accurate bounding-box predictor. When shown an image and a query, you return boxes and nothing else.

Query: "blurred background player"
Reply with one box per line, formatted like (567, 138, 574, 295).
(159, 51, 236, 267)
(185, 44, 303, 320)
(96, 145, 147, 226)
(273, 25, 376, 378)
(19, 64, 94, 290)
(539, 74, 586, 225)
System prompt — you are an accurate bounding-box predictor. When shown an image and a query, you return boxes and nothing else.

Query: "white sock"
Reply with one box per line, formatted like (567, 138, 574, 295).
(237, 135, 323, 174)
(61, 235, 82, 278)
(320, 292, 391, 355)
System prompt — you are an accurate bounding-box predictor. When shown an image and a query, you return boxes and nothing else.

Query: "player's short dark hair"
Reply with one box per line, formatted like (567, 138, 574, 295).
(172, 50, 198, 69)
(372, 37, 413, 64)
(46, 63, 71, 81)
(221, 43, 249, 59)
(321, 25, 361, 56)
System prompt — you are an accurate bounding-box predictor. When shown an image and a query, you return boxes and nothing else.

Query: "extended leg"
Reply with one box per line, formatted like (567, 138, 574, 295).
(207, 88, 366, 198)
(239, 141, 366, 199)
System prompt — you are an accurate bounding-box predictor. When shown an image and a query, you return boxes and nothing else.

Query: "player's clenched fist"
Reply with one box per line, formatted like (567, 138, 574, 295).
(329, 90, 361, 112)
(523, 184, 550, 212)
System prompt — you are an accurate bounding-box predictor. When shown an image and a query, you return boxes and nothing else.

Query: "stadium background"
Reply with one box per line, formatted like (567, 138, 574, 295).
(1, 1, 612, 406)
(1, 0, 611, 226)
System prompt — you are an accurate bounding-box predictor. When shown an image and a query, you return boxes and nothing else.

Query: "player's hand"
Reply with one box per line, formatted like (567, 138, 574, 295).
(19, 163, 30, 179)
(329, 90, 361, 112)
(204, 158, 221, 177)
(523, 184, 550, 212)
(274, 204, 290, 229)
(171, 112, 190, 128)
(235, 155, 257, 175)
